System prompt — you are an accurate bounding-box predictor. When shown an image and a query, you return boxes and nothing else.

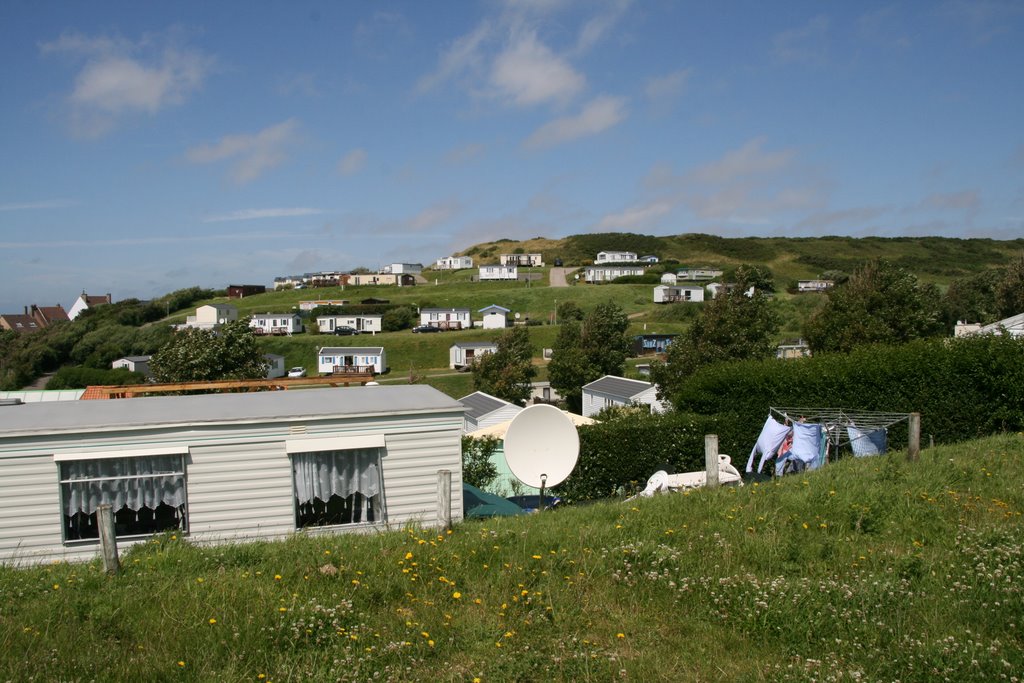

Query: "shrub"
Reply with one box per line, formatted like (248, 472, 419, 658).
(47, 366, 145, 390)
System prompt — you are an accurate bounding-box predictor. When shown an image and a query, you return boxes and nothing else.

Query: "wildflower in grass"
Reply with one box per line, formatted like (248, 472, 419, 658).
(428, 640, 435, 647)
(177, 661, 185, 667)
(258, 675, 266, 680)
(274, 574, 282, 580)
(616, 633, 625, 639)
(52, 583, 59, 590)
(532, 555, 541, 560)
(208, 618, 217, 625)
(474, 598, 482, 605)
(452, 591, 462, 599)
(802, 523, 809, 529)
(196, 577, 204, 583)
(278, 607, 287, 613)
(405, 552, 413, 560)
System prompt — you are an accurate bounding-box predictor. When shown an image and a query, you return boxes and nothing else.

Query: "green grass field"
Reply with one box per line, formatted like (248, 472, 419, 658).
(2, 435, 1020, 681)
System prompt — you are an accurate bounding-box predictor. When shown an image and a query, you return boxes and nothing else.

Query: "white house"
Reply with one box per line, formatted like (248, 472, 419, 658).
(458, 391, 522, 433)
(249, 312, 304, 336)
(420, 308, 471, 330)
(111, 356, 152, 377)
(435, 256, 473, 270)
(68, 292, 112, 320)
(660, 272, 678, 285)
(450, 342, 498, 369)
(264, 353, 287, 378)
(273, 275, 305, 290)
(582, 375, 666, 418)
(797, 280, 834, 293)
(639, 255, 660, 264)
(584, 265, 646, 283)
(478, 304, 510, 329)
(596, 251, 637, 264)
(479, 264, 518, 281)
(0, 386, 464, 566)
(960, 312, 1024, 339)
(677, 267, 723, 281)
(653, 285, 705, 303)
(317, 315, 383, 334)
(183, 304, 238, 330)
(500, 253, 544, 267)
(299, 299, 349, 311)
(382, 263, 423, 275)
(317, 347, 387, 375)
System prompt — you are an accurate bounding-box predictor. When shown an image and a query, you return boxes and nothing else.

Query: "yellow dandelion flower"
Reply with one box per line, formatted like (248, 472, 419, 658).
(428, 639, 435, 647)
(452, 591, 462, 599)
(208, 618, 217, 625)
(531, 555, 541, 559)
(274, 574, 282, 580)
(278, 607, 287, 612)
(616, 633, 625, 639)
(52, 583, 60, 590)
(177, 661, 185, 667)
(405, 552, 413, 560)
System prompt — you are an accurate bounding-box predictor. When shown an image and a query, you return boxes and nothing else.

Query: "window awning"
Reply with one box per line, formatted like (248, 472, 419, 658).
(286, 434, 386, 454)
(54, 445, 189, 462)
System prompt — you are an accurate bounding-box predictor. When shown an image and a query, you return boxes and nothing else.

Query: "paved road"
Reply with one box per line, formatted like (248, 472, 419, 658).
(549, 267, 577, 287)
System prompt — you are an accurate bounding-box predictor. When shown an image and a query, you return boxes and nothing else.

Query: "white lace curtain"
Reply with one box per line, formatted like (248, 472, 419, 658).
(61, 456, 186, 517)
(292, 448, 381, 506)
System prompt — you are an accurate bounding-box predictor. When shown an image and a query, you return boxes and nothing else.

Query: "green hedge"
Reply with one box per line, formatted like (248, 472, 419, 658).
(556, 412, 752, 502)
(670, 335, 1024, 447)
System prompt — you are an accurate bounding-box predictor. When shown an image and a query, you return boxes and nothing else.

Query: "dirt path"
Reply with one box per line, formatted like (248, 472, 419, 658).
(549, 267, 577, 287)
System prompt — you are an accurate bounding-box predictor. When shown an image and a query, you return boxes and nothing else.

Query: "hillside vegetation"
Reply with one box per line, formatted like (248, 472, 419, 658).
(2, 435, 1020, 681)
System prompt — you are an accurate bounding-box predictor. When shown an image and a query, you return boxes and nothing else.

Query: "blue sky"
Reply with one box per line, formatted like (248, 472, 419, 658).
(1, 1, 1022, 312)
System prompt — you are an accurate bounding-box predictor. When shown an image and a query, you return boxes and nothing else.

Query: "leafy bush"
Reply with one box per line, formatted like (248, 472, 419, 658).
(47, 366, 145, 390)
(556, 412, 751, 501)
(668, 334, 1024, 447)
(461, 435, 499, 489)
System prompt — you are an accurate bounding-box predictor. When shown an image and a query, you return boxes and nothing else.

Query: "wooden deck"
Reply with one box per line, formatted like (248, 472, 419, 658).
(81, 373, 376, 400)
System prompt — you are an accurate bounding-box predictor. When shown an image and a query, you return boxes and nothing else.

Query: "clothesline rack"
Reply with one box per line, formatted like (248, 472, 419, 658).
(769, 407, 912, 450)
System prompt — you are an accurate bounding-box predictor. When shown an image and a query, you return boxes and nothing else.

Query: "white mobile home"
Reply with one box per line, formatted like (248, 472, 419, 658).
(653, 285, 705, 303)
(419, 308, 471, 330)
(111, 355, 152, 377)
(595, 251, 637, 264)
(317, 314, 383, 334)
(435, 256, 473, 270)
(584, 265, 645, 283)
(249, 313, 304, 336)
(264, 353, 287, 378)
(317, 346, 387, 375)
(582, 375, 666, 418)
(0, 386, 464, 566)
(478, 304, 510, 329)
(183, 304, 238, 330)
(479, 265, 518, 281)
(458, 391, 522, 433)
(450, 342, 498, 369)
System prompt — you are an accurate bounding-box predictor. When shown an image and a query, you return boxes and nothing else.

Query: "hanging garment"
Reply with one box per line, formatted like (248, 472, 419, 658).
(746, 415, 792, 473)
(790, 422, 822, 466)
(847, 425, 887, 456)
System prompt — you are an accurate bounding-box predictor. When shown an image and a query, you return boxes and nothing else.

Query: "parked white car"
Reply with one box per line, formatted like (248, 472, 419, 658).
(287, 367, 307, 378)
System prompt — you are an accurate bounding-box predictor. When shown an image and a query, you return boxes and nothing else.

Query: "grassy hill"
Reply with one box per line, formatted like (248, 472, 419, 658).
(458, 232, 1024, 285)
(2, 434, 1020, 680)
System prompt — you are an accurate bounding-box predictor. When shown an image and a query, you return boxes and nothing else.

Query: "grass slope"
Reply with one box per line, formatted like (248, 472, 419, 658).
(3, 435, 1021, 681)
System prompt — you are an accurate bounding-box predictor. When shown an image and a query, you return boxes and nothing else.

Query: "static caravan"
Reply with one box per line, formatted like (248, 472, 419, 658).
(317, 315, 383, 334)
(581, 375, 666, 418)
(450, 342, 498, 369)
(0, 386, 464, 566)
(317, 346, 387, 374)
(250, 313, 304, 336)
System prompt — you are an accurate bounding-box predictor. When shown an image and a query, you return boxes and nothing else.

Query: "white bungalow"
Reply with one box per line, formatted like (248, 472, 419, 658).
(478, 304, 510, 329)
(299, 299, 350, 311)
(797, 280, 834, 292)
(183, 304, 237, 330)
(450, 342, 498, 369)
(660, 272, 678, 285)
(479, 264, 518, 281)
(582, 375, 666, 418)
(500, 253, 544, 267)
(317, 346, 387, 375)
(435, 256, 473, 270)
(596, 251, 637, 264)
(419, 308, 471, 330)
(677, 267, 723, 281)
(458, 391, 522, 433)
(584, 265, 646, 283)
(0, 386, 464, 566)
(111, 356, 151, 377)
(382, 263, 423, 275)
(249, 312, 304, 336)
(653, 285, 705, 303)
(264, 353, 287, 378)
(317, 315, 383, 334)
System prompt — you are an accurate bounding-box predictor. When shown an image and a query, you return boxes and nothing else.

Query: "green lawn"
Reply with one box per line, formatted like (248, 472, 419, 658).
(2, 435, 1020, 680)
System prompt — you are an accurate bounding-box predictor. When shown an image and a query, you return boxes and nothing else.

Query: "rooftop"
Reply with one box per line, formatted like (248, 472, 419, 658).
(582, 375, 655, 399)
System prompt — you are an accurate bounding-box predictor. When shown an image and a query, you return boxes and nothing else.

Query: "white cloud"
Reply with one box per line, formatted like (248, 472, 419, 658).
(444, 143, 486, 165)
(645, 68, 691, 101)
(524, 95, 627, 149)
(186, 119, 300, 184)
(596, 200, 673, 231)
(0, 199, 76, 211)
(917, 190, 981, 211)
(772, 15, 830, 64)
(690, 136, 796, 184)
(202, 208, 324, 223)
(574, 0, 633, 54)
(337, 148, 368, 176)
(409, 200, 461, 231)
(40, 30, 213, 138)
(491, 31, 585, 107)
(415, 21, 492, 94)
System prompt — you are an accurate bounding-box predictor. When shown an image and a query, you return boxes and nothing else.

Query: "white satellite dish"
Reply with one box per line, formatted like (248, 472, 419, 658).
(504, 404, 580, 490)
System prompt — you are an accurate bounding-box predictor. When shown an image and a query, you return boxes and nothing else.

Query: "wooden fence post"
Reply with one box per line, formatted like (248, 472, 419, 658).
(437, 470, 452, 531)
(97, 504, 120, 576)
(705, 434, 719, 488)
(907, 412, 921, 462)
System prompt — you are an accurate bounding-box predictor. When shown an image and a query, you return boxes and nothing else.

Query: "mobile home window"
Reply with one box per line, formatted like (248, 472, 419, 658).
(59, 455, 187, 542)
(291, 448, 384, 528)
